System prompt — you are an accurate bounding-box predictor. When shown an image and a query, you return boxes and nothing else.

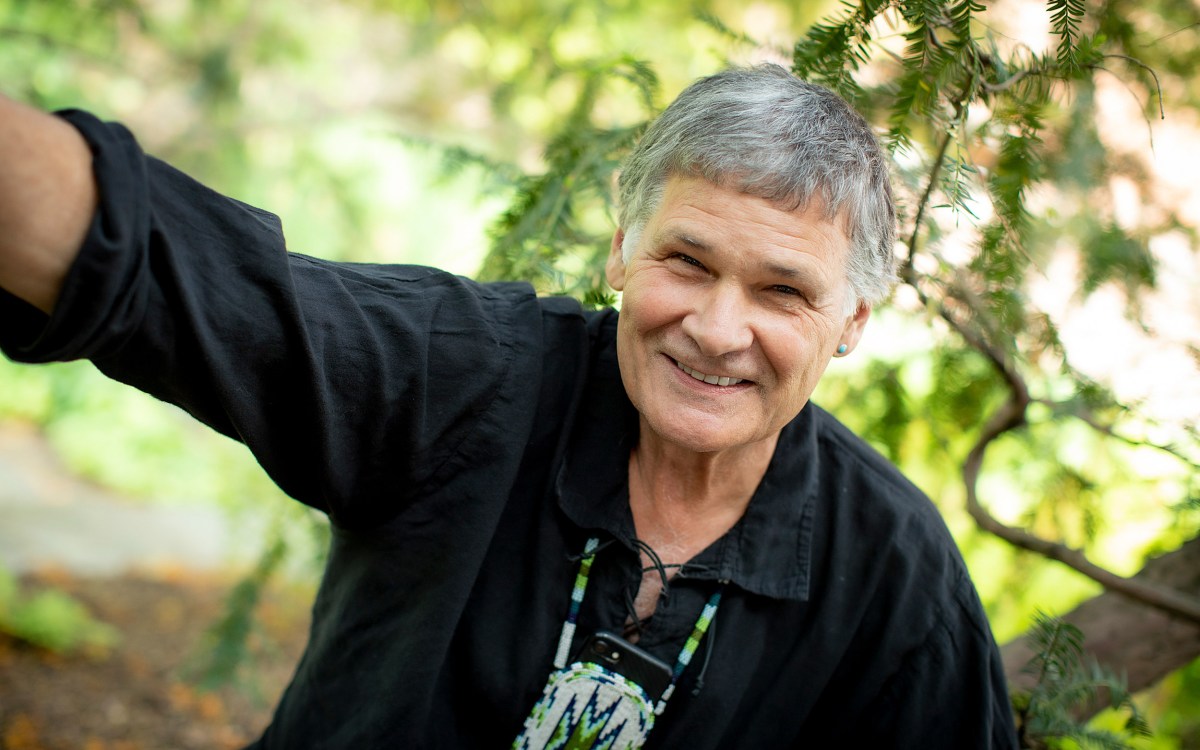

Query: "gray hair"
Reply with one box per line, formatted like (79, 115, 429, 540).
(617, 64, 896, 310)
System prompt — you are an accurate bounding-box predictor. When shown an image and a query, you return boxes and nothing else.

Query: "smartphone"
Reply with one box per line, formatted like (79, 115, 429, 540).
(572, 630, 674, 702)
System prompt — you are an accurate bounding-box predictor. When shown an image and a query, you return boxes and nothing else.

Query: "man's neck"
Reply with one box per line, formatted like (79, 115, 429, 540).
(627, 419, 779, 561)
(622, 423, 778, 629)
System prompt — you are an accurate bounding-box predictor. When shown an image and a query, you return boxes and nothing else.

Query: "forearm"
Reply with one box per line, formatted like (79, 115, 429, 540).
(0, 95, 97, 313)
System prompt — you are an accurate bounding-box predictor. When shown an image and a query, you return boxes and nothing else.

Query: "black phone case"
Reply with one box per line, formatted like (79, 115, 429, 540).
(573, 630, 674, 701)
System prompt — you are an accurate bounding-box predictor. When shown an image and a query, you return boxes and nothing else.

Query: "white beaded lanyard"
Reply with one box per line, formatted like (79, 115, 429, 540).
(552, 538, 726, 711)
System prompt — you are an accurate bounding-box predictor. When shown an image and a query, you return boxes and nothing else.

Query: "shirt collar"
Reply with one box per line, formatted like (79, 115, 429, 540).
(555, 311, 819, 602)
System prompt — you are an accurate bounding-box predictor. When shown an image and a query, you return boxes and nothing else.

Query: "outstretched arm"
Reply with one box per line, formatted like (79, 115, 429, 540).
(0, 94, 97, 313)
(0, 109, 545, 525)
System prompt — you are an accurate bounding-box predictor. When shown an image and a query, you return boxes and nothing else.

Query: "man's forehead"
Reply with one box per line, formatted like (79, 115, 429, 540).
(668, 168, 842, 213)
(656, 173, 847, 226)
(649, 178, 849, 253)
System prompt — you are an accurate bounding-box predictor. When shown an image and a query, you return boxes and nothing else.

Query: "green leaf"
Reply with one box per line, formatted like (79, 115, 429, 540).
(1048, 0, 1087, 70)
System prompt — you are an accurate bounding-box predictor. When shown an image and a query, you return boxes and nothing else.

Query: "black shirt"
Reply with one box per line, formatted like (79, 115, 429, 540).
(0, 111, 1018, 748)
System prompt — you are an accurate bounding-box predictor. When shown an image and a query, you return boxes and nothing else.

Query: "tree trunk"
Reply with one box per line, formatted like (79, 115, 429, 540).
(1001, 536, 1200, 718)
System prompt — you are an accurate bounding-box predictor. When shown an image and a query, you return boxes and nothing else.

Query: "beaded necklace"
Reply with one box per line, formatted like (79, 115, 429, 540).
(514, 538, 727, 749)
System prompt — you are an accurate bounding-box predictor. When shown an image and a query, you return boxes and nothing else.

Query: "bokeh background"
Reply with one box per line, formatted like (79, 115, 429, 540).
(1, 0, 1198, 747)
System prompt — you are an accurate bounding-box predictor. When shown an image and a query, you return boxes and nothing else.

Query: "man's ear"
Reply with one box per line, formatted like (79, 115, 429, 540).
(836, 301, 871, 356)
(605, 229, 627, 292)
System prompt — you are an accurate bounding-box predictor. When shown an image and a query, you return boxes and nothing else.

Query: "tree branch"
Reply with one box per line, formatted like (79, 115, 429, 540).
(902, 129, 955, 284)
(1046, 400, 1200, 474)
(891, 14, 1200, 625)
(962, 391, 1200, 625)
(902, 272, 1200, 624)
(981, 68, 1035, 94)
(1098, 54, 1166, 120)
(1002, 535, 1200, 717)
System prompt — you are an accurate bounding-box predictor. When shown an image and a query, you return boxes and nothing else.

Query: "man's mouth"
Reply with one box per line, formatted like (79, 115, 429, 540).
(675, 359, 746, 387)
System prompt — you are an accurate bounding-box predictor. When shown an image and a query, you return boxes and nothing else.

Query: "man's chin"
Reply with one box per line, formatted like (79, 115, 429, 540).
(639, 411, 761, 455)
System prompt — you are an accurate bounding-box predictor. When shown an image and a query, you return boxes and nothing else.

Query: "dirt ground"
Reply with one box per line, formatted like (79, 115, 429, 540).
(0, 570, 311, 750)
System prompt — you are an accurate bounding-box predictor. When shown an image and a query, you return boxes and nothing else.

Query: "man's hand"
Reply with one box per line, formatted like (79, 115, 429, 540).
(0, 95, 97, 314)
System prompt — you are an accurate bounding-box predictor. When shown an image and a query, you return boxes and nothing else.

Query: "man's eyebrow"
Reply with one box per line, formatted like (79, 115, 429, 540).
(656, 229, 713, 252)
(656, 228, 820, 284)
(764, 262, 807, 281)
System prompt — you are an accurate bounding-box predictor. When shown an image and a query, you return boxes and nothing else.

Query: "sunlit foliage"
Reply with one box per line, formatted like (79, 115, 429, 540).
(1, 0, 1199, 743)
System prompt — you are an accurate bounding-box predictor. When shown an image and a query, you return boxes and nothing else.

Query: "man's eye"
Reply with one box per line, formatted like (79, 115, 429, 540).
(771, 285, 801, 296)
(673, 253, 705, 269)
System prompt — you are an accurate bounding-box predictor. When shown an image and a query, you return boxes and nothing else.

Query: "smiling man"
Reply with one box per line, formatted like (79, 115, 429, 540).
(0, 64, 1017, 747)
(609, 176, 867, 454)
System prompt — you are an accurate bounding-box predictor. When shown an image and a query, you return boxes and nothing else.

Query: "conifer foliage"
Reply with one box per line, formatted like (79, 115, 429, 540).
(1015, 612, 1151, 748)
(3, 0, 1198, 743)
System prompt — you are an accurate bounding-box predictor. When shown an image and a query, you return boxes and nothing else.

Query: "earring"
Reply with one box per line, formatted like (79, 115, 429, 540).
(836, 344, 848, 355)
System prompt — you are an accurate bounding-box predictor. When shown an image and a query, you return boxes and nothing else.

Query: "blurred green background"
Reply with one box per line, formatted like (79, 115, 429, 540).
(1, 0, 1199, 746)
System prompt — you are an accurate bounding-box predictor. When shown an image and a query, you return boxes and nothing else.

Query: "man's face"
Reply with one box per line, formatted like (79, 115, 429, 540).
(606, 175, 870, 455)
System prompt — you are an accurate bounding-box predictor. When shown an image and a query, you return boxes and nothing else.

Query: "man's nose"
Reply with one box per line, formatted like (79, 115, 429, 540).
(681, 285, 754, 357)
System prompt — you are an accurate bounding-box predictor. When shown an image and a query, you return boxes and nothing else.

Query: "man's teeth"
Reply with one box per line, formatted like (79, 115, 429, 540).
(676, 360, 744, 387)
